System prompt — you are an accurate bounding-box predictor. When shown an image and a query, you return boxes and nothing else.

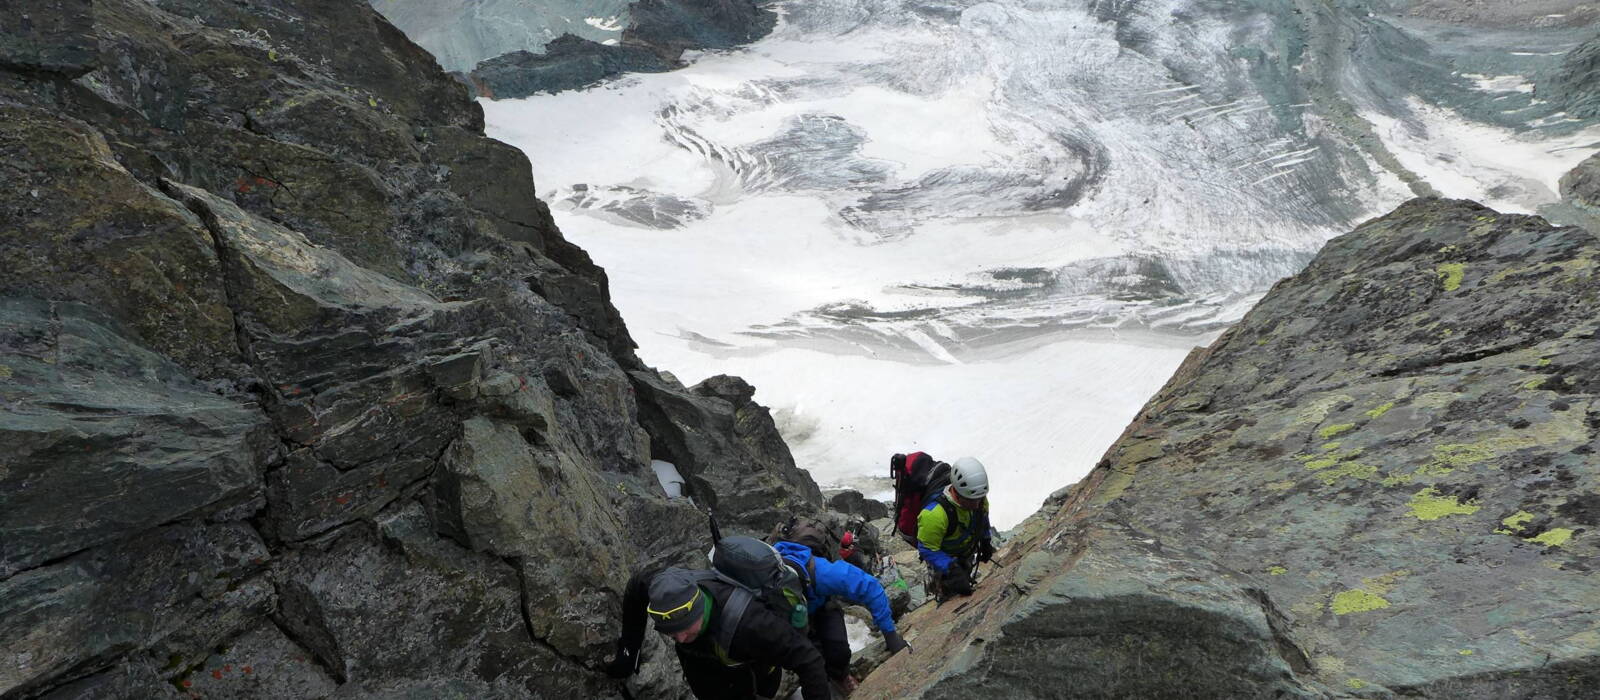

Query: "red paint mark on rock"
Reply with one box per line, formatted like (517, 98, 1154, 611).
(211, 670, 223, 680)
(243, 666, 254, 674)
(334, 494, 351, 505)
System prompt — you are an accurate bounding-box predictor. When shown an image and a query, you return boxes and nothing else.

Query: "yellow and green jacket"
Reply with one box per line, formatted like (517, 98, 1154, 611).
(915, 489, 991, 573)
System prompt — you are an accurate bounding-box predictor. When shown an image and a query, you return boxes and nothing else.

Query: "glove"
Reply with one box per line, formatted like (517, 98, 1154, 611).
(603, 639, 638, 679)
(942, 566, 974, 596)
(883, 631, 910, 655)
(977, 539, 995, 564)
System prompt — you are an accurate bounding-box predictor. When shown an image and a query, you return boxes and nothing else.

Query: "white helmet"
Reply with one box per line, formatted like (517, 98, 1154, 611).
(950, 456, 989, 499)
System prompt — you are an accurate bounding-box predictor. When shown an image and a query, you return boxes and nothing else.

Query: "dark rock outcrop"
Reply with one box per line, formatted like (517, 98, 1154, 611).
(1559, 152, 1600, 233)
(0, 1, 818, 697)
(1551, 33, 1600, 118)
(0, 0, 97, 78)
(465, 0, 778, 99)
(625, 0, 777, 56)
(859, 197, 1600, 698)
(631, 372, 825, 533)
(827, 489, 891, 521)
(470, 34, 670, 100)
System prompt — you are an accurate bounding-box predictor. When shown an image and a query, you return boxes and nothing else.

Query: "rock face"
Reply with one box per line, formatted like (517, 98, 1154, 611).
(1559, 152, 1600, 233)
(858, 197, 1600, 699)
(631, 372, 825, 533)
(0, 1, 819, 697)
(463, 0, 778, 99)
(1552, 33, 1600, 118)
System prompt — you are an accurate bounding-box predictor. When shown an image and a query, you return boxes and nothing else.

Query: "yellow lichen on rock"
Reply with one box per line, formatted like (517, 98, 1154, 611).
(1526, 528, 1574, 547)
(1407, 488, 1480, 520)
(1332, 589, 1391, 614)
(1496, 511, 1534, 534)
(1436, 263, 1465, 291)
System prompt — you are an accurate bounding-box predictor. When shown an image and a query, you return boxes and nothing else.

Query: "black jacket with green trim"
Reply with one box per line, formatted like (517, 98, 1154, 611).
(620, 567, 831, 699)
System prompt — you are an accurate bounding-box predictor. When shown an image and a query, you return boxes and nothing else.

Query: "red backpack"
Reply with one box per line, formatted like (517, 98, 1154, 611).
(891, 452, 951, 541)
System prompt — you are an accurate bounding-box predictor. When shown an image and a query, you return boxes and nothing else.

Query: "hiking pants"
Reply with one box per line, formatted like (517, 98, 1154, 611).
(677, 648, 781, 700)
(808, 605, 851, 680)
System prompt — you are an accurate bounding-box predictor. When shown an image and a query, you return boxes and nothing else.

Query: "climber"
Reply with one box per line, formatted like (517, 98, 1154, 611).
(916, 456, 996, 600)
(772, 540, 910, 691)
(606, 565, 833, 700)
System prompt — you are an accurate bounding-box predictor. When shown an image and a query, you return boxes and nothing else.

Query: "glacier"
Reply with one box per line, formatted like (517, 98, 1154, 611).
(472, 0, 1600, 527)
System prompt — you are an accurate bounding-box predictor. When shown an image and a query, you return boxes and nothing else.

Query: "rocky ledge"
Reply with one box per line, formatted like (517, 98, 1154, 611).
(0, 1, 818, 698)
(859, 196, 1599, 699)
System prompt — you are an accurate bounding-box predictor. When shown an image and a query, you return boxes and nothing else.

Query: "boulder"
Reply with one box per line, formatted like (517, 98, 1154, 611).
(630, 370, 826, 533)
(828, 489, 891, 521)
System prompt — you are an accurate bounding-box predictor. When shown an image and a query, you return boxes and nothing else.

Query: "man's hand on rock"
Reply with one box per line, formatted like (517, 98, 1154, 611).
(883, 631, 910, 655)
(604, 639, 638, 678)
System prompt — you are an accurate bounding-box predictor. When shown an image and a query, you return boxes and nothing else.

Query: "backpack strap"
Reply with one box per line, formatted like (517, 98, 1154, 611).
(935, 491, 958, 543)
(714, 586, 753, 659)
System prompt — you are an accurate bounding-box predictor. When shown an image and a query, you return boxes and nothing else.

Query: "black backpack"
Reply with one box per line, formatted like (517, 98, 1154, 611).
(704, 536, 811, 654)
(891, 452, 951, 541)
(840, 518, 883, 573)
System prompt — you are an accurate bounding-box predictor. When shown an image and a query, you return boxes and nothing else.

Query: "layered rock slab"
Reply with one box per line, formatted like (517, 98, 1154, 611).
(859, 198, 1600, 699)
(0, 0, 820, 697)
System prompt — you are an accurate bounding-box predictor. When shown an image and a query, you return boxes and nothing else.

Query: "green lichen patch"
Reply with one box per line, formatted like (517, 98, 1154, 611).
(1526, 528, 1574, 547)
(1319, 423, 1356, 440)
(1458, 649, 1475, 656)
(1361, 570, 1410, 595)
(1292, 394, 1356, 427)
(1414, 434, 1549, 479)
(1522, 377, 1548, 390)
(1268, 566, 1288, 576)
(1091, 464, 1137, 507)
(1431, 443, 1494, 470)
(1381, 472, 1414, 487)
(1413, 392, 1458, 410)
(1332, 589, 1391, 614)
(1496, 511, 1535, 534)
(1436, 263, 1466, 291)
(1407, 488, 1481, 521)
(1304, 456, 1339, 470)
(1365, 401, 1395, 419)
(1346, 678, 1368, 689)
(0, 365, 10, 379)
(1316, 461, 1380, 486)
(1321, 441, 1342, 452)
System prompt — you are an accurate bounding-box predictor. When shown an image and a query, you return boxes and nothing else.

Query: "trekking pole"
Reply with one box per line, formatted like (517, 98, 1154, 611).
(706, 507, 723, 544)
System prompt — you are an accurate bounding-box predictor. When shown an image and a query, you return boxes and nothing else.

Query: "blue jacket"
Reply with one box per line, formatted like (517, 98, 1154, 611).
(773, 541, 897, 634)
